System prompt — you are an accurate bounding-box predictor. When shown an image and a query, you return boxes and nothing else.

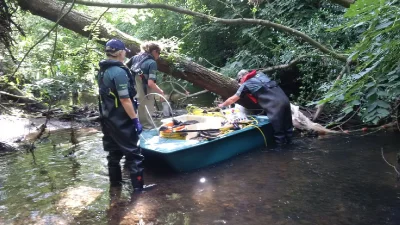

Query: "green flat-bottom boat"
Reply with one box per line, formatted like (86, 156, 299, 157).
(139, 115, 273, 172)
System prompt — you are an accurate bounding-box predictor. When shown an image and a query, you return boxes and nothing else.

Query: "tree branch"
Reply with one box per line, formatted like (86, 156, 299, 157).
(161, 81, 189, 94)
(49, 2, 67, 76)
(381, 148, 400, 177)
(254, 57, 304, 73)
(12, 0, 76, 77)
(331, 106, 360, 129)
(82, 7, 109, 64)
(0, 103, 12, 113)
(0, 90, 34, 99)
(5, 44, 17, 63)
(178, 89, 209, 101)
(58, 0, 347, 62)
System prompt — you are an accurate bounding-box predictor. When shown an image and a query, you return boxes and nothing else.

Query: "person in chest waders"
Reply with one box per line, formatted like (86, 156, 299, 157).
(97, 39, 155, 192)
(126, 42, 166, 130)
(218, 70, 294, 149)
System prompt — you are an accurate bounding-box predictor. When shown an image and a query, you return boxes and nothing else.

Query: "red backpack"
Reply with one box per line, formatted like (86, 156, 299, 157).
(239, 70, 258, 104)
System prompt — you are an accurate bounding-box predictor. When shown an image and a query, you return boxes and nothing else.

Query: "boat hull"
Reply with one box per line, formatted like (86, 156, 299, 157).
(139, 115, 273, 172)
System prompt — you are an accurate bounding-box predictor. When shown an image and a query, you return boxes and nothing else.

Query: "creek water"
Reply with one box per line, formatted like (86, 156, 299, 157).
(0, 127, 399, 225)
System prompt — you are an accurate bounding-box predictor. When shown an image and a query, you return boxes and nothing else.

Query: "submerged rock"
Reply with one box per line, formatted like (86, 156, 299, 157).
(57, 186, 103, 216)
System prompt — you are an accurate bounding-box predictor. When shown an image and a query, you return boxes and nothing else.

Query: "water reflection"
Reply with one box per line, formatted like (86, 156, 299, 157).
(0, 129, 399, 224)
(107, 185, 123, 225)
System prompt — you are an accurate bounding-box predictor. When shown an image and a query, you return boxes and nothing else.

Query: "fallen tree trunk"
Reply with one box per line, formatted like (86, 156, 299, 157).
(291, 104, 339, 134)
(0, 83, 48, 110)
(16, 0, 338, 133)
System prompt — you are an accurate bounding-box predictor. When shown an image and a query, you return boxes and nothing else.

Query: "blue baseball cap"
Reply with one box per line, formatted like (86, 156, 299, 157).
(105, 39, 130, 52)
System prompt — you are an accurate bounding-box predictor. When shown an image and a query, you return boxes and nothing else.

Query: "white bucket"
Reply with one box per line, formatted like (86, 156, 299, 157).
(162, 102, 172, 117)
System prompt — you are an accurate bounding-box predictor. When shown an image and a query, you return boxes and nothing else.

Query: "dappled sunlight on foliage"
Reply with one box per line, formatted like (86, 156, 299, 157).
(3, 5, 104, 106)
(0, 0, 399, 125)
(320, 0, 400, 124)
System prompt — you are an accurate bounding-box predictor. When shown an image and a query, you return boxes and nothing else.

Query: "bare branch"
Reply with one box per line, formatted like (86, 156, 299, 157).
(12, 0, 76, 77)
(256, 57, 304, 73)
(178, 90, 209, 101)
(5, 44, 17, 63)
(381, 148, 400, 177)
(82, 7, 109, 64)
(331, 106, 360, 130)
(50, 2, 68, 76)
(161, 81, 189, 95)
(0, 90, 33, 99)
(59, 0, 347, 62)
(0, 103, 12, 113)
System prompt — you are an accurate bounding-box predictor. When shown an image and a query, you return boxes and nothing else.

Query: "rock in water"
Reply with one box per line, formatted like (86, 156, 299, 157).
(57, 186, 103, 216)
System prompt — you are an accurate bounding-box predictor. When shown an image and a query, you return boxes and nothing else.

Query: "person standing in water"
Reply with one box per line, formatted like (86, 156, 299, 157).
(127, 42, 165, 129)
(218, 69, 294, 148)
(97, 39, 155, 192)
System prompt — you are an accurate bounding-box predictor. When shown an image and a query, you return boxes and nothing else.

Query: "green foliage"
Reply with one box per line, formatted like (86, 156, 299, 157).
(320, 0, 400, 124)
(3, 0, 398, 125)
(113, 0, 355, 98)
(4, 9, 104, 106)
(25, 77, 68, 104)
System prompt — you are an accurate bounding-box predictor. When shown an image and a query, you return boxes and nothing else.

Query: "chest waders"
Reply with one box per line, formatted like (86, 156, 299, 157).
(252, 78, 294, 146)
(129, 53, 154, 97)
(97, 60, 145, 189)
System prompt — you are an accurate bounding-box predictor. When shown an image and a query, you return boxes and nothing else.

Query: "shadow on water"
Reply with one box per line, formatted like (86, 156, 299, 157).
(0, 129, 399, 225)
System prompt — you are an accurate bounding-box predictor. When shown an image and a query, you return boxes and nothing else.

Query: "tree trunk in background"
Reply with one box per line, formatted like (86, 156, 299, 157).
(72, 91, 79, 105)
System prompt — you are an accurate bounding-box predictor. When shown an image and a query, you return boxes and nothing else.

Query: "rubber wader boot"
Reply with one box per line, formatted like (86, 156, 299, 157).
(285, 127, 294, 145)
(267, 135, 286, 152)
(131, 172, 157, 193)
(108, 167, 122, 187)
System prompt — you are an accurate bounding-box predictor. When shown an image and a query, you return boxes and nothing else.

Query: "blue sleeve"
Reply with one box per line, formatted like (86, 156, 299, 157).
(148, 61, 158, 81)
(112, 68, 130, 99)
(235, 83, 249, 98)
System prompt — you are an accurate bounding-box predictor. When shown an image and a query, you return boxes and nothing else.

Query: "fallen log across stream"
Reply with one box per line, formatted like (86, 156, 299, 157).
(13, 0, 339, 134)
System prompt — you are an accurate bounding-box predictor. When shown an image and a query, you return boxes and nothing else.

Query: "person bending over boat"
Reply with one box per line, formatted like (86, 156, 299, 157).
(97, 39, 155, 192)
(218, 70, 294, 148)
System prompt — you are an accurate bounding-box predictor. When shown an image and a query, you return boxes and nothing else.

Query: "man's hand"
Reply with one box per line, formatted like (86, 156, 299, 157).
(132, 118, 143, 135)
(157, 89, 165, 102)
